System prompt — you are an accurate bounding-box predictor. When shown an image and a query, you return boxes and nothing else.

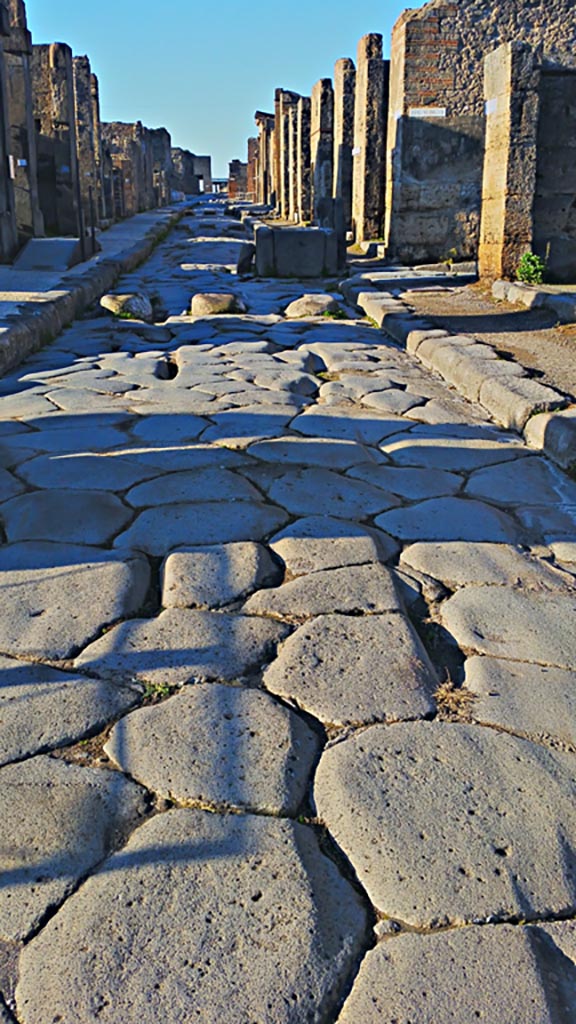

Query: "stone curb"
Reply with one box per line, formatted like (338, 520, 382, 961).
(354, 290, 576, 472)
(493, 279, 576, 324)
(0, 208, 186, 378)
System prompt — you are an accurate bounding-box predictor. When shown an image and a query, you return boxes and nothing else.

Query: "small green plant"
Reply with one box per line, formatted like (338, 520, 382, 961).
(443, 247, 458, 272)
(321, 309, 348, 320)
(516, 251, 546, 285)
(142, 681, 174, 703)
(115, 310, 135, 321)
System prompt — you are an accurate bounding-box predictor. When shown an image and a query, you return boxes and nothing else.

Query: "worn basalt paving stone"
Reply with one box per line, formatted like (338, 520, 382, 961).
(75, 608, 289, 686)
(442, 586, 576, 668)
(16, 809, 369, 1024)
(200, 406, 295, 446)
(125, 467, 261, 507)
(361, 388, 425, 416)
(348, 463, 462, 500)
(114, 500, 289, 557)
(382, 434, 530, 472)
(315, 722, 576, 926)
(263, 613, 437, 727)
(104, 683, 320, 815)
(0, 655, 139, 766)
(0, 467, 25, 502)
(162, 542, 280, 608)
(400, 541, 571, 590)
(116, 442, 251, 474)
(244, 564, 401, 619)
(376, 497, 521, 543)
(247, 436, 377, 470)
(17, 452, 162, 492)
(465, 456, 576, 508)
(0, 490, 132, 545)
(270, 516, 399, 575)
(338, 924, 576, 1023)
(0, 755, 146, 942)
(0, 544, 150, 660)
(465, 655, 576, 747)
(128, 413, 211, 445)
(267, 467, 400, 519)
(291, 406, 406, 444)
(0, 425, 130, 455)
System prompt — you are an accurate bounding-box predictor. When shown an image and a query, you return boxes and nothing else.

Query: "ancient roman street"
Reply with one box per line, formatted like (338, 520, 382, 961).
(0, 203, 575, 1022)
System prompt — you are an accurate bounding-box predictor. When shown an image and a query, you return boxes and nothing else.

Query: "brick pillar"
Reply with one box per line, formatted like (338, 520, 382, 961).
(297, 96, 311, 222)
(479, 43, 540, 280)
(352, 33, 387, 242)
(333, 57, 355, 232)
(311, 78, 334, 222)
(3, 0, 44, 243)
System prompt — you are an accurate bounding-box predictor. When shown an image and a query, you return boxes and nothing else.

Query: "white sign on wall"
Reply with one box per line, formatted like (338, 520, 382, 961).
(408, 107, 447, 119)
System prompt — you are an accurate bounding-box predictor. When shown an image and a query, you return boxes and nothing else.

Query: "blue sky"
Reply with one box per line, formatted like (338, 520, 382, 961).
(25, 0, 425, 178)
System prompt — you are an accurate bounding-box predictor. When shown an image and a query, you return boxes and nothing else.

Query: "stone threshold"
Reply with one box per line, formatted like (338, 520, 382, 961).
(0, 206, 187, 378)
(352, 283, 576, 475)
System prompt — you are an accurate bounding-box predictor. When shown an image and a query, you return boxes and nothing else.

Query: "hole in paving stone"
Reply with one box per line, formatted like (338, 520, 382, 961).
(155, 356, 179, 381)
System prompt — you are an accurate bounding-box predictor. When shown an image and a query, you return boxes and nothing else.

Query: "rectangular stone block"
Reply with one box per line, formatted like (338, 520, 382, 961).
(255, 225, 337, 278)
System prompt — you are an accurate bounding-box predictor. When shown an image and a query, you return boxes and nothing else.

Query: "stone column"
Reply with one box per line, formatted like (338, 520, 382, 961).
(288, 104, 299, 221)
(32, 42, 81, 238)
(352, 33, 387, 242)
(90, 72, 107, 220)
(310, 78, 334, 222)
(3, 0, 44, 244)
(479, 43, 540, 280)
(274, 89, 300, 219)
(247, 137, 258, 201)
(297, 96, 311, 223)
(333, 57, 355, 232)
(254, 112, 274, 205)
(73, 56, 100, 230)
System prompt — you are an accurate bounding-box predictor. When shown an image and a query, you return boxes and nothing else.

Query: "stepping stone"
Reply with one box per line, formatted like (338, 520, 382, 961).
(0, 467, 25, 502)
(315, 722, 576, 926)
(284, 293, 342, 318)
(114, 500, 289, 556)
(401, 541, 570, 590)
(465, 456, 576, 507)
(292, 406, 405, 444)
(0, 543, 150, 660)
(248, 436, 374, 470)
(338, 924, 576, 1023)
(125, 468, 260, 507)
(268, 467, 400, 519)
(347, 464, 462, 501)
(75, 608, 289, 686)
(17, 453, 161, 492)
(244, 564, 401, 619)
(162, 542, 279, 608)
(200, 406, 294, 446)
(383, 435, 530, 472)
(442, 586, 576, 669)
(0, 756, 146, 942)
(105, 683, 320, 814)
(263, 613, 437, 727)
(0, 655, 139, 766)
(0, 490, 132, 545)
(129, 413, 210, 444)
(16, 809, 368, 1024)
(270, 516, 398, 575)
(375, 497, 521, 543)
(465, 655, 576, 747)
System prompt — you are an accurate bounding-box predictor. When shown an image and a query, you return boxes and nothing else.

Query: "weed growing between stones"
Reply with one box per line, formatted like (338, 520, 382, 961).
(517, 251, 546, 285)
(435, 680, 477, 721)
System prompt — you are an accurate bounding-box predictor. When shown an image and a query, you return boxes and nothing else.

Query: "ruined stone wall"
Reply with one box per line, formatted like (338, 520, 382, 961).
(247, 137, 258, 201)
(3, 0, 43, 243)
(193, 155, 212, 193)
(31, 42, 80, 237)
(149, 127, 173, 206)
(73, 56, 99, 230)
(171, 148, 200, 195)
(386, 0, 576, 263)
(533, 70, 576, 282)
(101, 121, 155, 217)
(228, 159, 248, 200)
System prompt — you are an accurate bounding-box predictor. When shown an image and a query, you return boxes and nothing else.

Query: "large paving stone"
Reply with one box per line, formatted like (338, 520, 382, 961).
(162, 542, 280, 608)
(268, 467, 400, 519)
(244, 564, 401, 619)
(0, 424, 129, 454)
(0, 756, 146, 942)
(292, 406, 406, 444)
(0, 655, 139, 766)
(375, 498, 521, 543)
(75, 608, 289, 686)
(442, 586, 576, 668)
(465, 456, 576, 508)
(117, 442, 251, 474)
(129, 413, 210, 444)
(401, 541, 570, 590)
(263, 613, 437, 727)
(200, 406, 295, 446)
(0, 490, 132, 545)
(0, 544, 150, 660)
(348, 463, 462, 500)
(338, 924, 576, 1023)
(0, 467, 25, 502)
(114, 500, 289, 556)
(465, 655, 576, 747)
(125, 467, 260, 507)
(17, 452, 161, 492)
(315, 722, 576, 925)
(383, 434, 530, 471)
(270, 516, 398, 575)
(16, 809, 369, 1024)
(247, 436, 375, 469)
(104, 683, 320, 814)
